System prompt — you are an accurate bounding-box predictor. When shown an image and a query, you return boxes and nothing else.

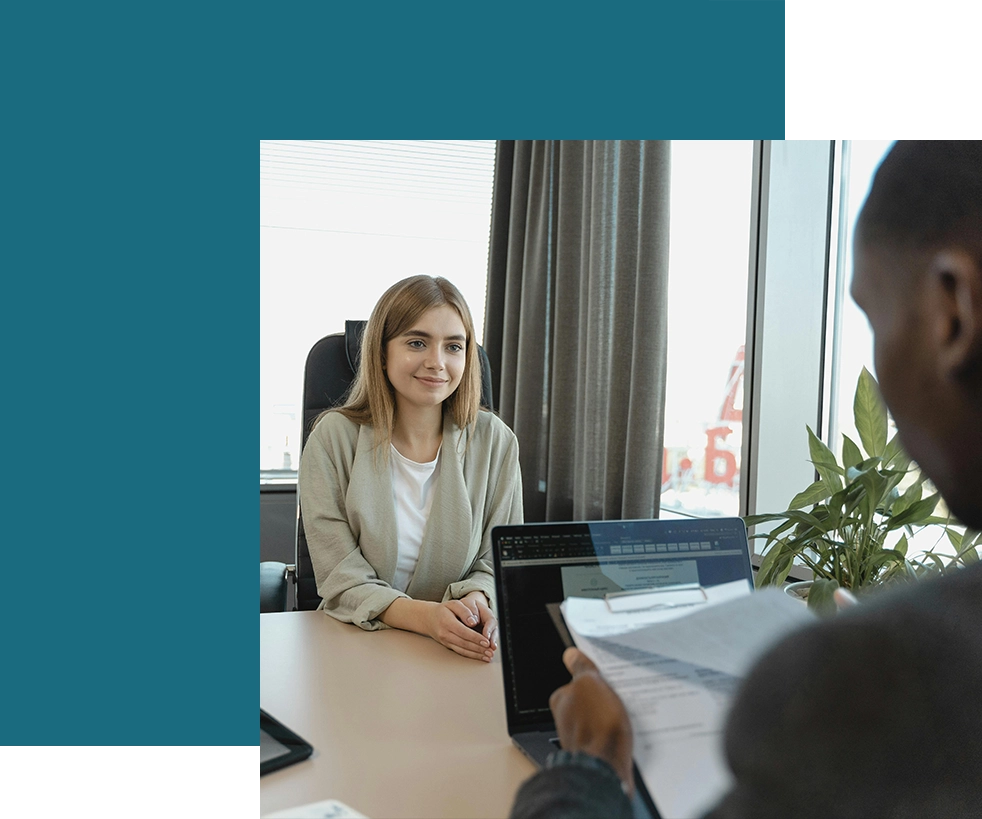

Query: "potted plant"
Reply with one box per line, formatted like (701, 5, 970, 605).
(744, 367, 981, 617)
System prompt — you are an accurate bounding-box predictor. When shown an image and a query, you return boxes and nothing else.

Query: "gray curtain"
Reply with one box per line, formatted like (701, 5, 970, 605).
(484, 140, 670, 523)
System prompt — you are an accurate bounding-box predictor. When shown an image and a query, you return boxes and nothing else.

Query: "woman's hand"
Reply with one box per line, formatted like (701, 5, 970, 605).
(549, 647, 635, 796)
(426, 600, 495, 662)
(457, 591, 499, 650)
(379, 597, 495, 661)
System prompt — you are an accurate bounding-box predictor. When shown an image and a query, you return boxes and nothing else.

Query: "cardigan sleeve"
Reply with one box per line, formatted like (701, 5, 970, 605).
(299, 416, 408, 630)
(445, 426, 524, 610)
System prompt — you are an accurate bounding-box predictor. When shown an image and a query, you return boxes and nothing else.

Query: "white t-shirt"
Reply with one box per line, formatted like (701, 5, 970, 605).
(389, 444, 442, 592)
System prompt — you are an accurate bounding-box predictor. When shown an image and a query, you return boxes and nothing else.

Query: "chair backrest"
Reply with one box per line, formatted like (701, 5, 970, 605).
(294, 320, 495, 611)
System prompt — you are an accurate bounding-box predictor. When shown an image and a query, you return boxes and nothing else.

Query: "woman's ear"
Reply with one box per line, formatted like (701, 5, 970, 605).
(928, 249, 982, 380)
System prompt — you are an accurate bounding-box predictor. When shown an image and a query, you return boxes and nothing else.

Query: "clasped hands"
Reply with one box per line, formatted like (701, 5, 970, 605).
(428, 591, 498, 662)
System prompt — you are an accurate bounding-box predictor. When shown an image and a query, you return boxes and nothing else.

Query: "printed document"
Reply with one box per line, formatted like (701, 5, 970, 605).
(561, 585, 816, 818)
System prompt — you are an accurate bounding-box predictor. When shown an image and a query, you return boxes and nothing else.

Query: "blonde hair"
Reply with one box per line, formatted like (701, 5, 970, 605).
(324, 276, 483, 450)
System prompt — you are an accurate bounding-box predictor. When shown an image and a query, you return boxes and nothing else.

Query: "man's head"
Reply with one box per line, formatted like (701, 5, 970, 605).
(851, 141, 982, 530)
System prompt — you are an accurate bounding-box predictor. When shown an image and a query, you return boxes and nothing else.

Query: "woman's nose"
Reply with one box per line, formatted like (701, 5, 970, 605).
(426, 348, 445, 369)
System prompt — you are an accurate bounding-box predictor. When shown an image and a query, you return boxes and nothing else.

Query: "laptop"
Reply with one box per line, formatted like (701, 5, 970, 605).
(492, 517, 756, 819)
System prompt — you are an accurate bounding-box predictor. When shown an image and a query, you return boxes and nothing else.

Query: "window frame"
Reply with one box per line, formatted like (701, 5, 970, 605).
(741, 140, 838, 521)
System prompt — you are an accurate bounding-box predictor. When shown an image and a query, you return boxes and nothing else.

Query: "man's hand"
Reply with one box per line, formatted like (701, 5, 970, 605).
(549, 647, 635, 796)
(834, 587, 859, 610)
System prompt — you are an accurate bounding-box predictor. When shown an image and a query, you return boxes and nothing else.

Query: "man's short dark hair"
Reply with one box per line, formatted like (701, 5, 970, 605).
(856, 141, 982, 253)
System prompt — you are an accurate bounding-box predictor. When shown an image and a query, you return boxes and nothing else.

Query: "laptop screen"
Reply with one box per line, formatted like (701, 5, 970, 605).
(492, 517, 754, 733)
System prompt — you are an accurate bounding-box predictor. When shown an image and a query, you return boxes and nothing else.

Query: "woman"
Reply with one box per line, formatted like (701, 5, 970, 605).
(299, 275, 524, 662)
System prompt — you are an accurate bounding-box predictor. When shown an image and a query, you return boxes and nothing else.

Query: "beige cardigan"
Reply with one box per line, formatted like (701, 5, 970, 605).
(298, 409, 524, 630)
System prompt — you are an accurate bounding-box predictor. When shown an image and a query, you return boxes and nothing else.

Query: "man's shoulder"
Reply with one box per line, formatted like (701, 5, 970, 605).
(754, 563, 982, 686)
(859, 562, 982, 622)
(734, 566, 982, 694)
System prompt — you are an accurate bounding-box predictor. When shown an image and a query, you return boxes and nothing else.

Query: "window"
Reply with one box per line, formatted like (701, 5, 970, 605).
(660, 141, 755, 519)
(259, 140, 496, 482)
(826, 140, 892, 455)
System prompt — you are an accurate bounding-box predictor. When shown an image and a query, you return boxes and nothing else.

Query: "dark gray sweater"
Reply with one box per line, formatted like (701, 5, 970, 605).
(512, 563, 982, 819)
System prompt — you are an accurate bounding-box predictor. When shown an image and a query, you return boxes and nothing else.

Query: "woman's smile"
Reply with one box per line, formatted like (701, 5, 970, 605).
(416, 375, 449, 387)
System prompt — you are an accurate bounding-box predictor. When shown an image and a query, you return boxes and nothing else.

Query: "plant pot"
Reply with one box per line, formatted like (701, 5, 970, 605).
(784, 580, 813, 603)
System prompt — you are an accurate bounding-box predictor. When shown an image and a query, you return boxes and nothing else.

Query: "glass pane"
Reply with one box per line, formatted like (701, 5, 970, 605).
(260, 140, 496, 481)
(660, 141, 754, 519)
(829, 140, 893, 456)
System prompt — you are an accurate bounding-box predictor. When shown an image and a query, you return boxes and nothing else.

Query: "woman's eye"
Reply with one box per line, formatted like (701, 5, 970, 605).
(408, 339, 425, 349)
(447, 344, 463, 353)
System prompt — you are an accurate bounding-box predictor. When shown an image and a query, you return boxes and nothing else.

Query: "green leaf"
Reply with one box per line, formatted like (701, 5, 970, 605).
(949, 531, 981, 565)
(824, 484, 857, 532)
(882, 431, 911, 472)
(894, 533, 908, 557)
(748, 518, 798, 555)
(788, 480, 833, 511)
(807, 426, 843, 494)
(772, 555, 796, 586)
(887, 493, 941, 530)
(883, 486, 902, 515)
(807, 578, 839, 618)
(917, 552, 947, 573)
(854, 367, 888, 458)
(869, 549, 908, 569)
(855, 468, 888, 521)
(959, 545, 980, 565)
(880, 470, 908, 504)
(742, 513, 791, 529)
(756, 545, 792, 587)
(946, 528, 964, 551)
(893, 483, 921, 515)
(841, 435, 864, 469)
(785, 508, 830, 535)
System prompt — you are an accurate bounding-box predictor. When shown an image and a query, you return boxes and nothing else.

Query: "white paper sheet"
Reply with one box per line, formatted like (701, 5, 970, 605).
(561, 587, 816, 819)
(562, 579, 753, 637)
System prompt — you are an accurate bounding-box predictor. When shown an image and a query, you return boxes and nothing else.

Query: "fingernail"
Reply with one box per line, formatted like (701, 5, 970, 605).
(469, 616, 477, 624)
(481, 639, 489, 647)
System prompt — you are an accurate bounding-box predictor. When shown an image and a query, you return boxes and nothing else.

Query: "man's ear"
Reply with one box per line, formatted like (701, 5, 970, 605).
(929, 249, 982, 379)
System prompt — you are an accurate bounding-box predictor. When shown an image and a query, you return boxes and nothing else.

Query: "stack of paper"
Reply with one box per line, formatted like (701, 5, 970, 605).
(561, 582, 816, 818)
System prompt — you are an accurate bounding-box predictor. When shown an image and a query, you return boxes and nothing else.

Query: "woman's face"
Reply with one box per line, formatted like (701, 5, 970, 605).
(384, 304, 467, 413)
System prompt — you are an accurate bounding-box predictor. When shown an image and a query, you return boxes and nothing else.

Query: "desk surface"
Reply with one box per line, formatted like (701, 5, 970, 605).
(260, 611, 536, 818)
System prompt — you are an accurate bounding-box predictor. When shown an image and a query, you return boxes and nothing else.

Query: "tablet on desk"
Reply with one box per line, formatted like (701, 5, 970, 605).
(261, 709, 314, 776)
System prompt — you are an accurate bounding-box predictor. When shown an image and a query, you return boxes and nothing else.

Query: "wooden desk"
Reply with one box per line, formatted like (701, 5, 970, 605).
(260, 611, 536, 818)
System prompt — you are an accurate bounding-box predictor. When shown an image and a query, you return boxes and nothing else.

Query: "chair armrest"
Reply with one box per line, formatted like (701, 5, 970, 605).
(260, 561, 290, 613)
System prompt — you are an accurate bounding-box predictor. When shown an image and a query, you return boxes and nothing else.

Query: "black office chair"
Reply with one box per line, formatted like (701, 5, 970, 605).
(260, 320, 495, 612)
